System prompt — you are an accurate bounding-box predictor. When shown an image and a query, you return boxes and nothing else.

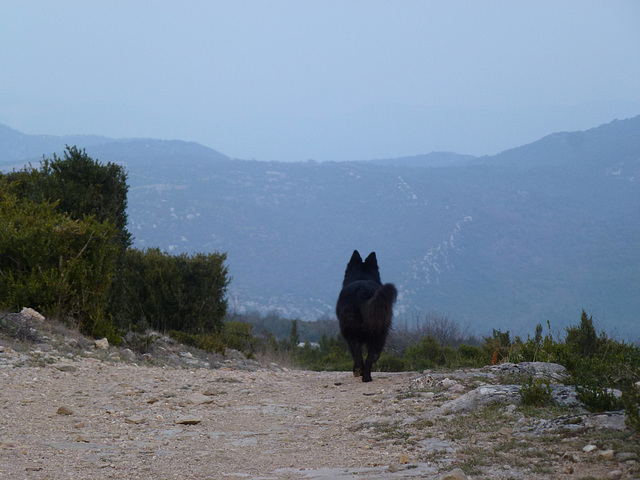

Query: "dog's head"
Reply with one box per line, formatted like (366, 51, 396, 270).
(342, 250, 381, 286)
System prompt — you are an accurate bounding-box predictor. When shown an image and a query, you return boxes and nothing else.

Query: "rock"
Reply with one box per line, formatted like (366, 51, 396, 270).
(175, 415, 203, 425)
(585, 413, 627, 431)
(436, 383, 581, 414)
(410, 374, 434, 390)
(449, 384, 466, 394)
(387, 464, 402, 473)
(186, 393, 215, 405)
(486, 361, 567, 381)
(583, 444, 598, 453)
(635, 380, 640, 396)
(120, 348, 136, 361)
(616, 452, 637, 461)
(225, 349, 246, 361)
(599, 449, 615, 460)
(439, 468, 468, 480)
(94, 338, 109, 349)
(53, 363, 77, 372)
(439, 378, 457, 389)
(20, 307, 45, 322)
(608, 470, 624, 480)
(32, 343, 53, 352)
(179, 351, 193, 358)
(125, 415, 147, 424)
(56, 406, 73, 415)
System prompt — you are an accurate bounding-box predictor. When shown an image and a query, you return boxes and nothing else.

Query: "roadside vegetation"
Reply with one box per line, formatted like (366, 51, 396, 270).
(0, 147, 638, 432)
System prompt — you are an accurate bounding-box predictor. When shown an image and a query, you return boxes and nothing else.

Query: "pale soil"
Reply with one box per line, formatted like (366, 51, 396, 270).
(0, 327, 638, 479)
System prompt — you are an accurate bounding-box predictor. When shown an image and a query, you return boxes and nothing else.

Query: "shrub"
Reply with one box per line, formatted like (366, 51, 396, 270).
(405, 334, 445, 370)
(557, 311, 639, 414)
(0, 186, 120, 342)
(168, 330, 226, 355)
(519, 376, 554, 407)
(482, 329, 511, 365)
(112, 248, 229, 334)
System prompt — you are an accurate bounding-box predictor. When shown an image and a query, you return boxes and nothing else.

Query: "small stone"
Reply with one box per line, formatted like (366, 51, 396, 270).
(616, 452, 637, 461)
(95, 338, 109, 349)
(608, 470, 623, 480)
(600, 449, 615, 460)
(73, 422, 86, 429)
(440, 378, 457, 388)
(56, 406, 73, 415)
(187, 393, 215, 405)
(125, 415, 146, 424)
(120, 348, 136, 361)
(387, 464, 401, 473)
(175, 415, 202, 425)
(54, 363, 77, 372)
(583, 444, 598, 453)
(32, 343, 53, 352)
(439, 468, 468, 480)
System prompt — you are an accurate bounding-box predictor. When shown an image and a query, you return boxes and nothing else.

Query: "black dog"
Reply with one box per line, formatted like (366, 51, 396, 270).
(336, 250, 397, 382)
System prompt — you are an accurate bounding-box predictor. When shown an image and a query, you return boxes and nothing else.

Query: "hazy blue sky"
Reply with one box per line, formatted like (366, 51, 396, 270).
(2, 1, 639, 161)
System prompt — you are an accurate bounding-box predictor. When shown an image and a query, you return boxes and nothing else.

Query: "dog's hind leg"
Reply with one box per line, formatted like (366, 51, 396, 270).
(347, 339, 364, 377)
(362, 339, 385, 382)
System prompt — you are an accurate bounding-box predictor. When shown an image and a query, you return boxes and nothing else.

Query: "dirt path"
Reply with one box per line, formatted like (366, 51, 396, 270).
(0, 347, 638, 479)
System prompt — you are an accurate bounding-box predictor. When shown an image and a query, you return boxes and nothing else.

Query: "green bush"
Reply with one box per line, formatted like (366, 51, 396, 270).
(0, 186, 120, 342)
(482, 329, 511, 365)
(168, 330, 226, 355)
(112, 248, 229, 334)
(509, 321, 560, 364)
(220, 321, 259, 357)
(405, 334, 445, 370)
(519, 376, 554, 407)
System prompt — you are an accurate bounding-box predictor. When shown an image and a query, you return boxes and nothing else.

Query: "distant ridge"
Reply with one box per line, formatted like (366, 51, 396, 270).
(367, 151, 477, 168)
(480, 114, 640, 168)
(0, 124, 229, 166)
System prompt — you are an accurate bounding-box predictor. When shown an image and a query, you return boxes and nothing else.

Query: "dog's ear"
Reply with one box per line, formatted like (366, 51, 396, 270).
(364, 252, 378, 267)
(349, 250, 363, 265)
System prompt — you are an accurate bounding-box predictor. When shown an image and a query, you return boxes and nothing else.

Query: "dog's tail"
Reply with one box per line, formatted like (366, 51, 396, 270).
(363, 283, 397, 329)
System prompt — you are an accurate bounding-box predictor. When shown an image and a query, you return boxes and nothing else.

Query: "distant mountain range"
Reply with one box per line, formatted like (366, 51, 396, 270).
(1, 117, 639, 338)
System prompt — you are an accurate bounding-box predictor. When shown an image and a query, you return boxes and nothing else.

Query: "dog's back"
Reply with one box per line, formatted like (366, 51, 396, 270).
(336, 250, 397, 342)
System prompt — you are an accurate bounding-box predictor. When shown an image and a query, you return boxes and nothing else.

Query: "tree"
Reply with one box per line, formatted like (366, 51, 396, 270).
(3, 145, 131, 250)
(289, 319, 300, 347)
